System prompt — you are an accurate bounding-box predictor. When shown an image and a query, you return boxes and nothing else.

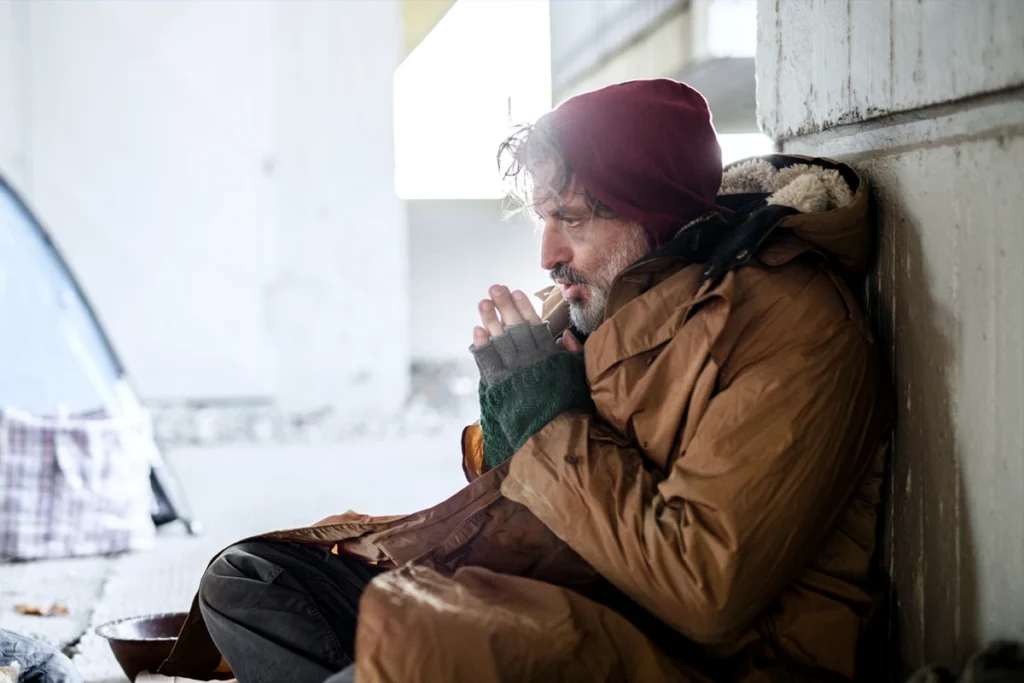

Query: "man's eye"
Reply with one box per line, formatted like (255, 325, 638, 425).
(564, 218, 583, 228)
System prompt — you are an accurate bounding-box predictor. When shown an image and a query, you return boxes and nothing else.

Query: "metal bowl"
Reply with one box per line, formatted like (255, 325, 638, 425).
(95, 612, 187, 681)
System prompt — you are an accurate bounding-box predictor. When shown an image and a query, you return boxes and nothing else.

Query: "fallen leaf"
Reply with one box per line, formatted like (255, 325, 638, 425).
(13, 603, 69, 617)
(13, 604, 44, 615)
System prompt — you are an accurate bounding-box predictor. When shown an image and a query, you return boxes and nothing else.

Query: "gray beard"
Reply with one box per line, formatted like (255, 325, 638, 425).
(567, 287, 608, 335)
(564, 226, 650, 335)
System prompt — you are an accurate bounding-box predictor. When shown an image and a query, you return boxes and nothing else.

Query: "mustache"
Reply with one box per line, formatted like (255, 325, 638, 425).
(550, 264, 590, 287)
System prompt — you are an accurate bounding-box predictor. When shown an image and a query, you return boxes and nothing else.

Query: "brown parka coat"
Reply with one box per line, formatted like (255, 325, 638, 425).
(161, 156, 891, 683)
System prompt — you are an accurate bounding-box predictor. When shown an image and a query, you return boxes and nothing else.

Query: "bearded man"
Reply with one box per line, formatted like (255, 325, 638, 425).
(161, 79, 890, 683)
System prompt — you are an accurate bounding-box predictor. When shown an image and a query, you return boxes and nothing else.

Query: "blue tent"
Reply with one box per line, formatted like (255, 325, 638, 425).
(0, 172, 198, 533)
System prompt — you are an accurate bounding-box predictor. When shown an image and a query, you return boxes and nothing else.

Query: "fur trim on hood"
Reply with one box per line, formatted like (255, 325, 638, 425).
(719, 158, 855, 214)
(712, 155, 870, 283)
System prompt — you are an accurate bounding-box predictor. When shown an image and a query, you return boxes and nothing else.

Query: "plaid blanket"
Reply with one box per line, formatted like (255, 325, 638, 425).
(0, 406, 156, 560)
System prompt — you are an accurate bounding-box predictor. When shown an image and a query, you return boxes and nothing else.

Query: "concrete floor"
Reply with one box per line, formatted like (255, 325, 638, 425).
(0, 427, 469, 682)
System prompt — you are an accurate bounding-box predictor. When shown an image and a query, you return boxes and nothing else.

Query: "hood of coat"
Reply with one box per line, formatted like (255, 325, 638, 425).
(718, 154, 870, 283)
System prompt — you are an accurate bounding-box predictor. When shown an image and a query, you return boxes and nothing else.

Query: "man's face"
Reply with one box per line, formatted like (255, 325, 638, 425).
(534, 172, 651, 335)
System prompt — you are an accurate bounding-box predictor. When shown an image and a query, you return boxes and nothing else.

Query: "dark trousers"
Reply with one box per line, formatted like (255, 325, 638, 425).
(198, 541, 385, 683)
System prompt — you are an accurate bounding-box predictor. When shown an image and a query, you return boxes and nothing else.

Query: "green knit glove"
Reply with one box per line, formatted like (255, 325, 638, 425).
(471, 321, 562, 464)
(479, 352, 594, 469)
(478, 380, 513, 467)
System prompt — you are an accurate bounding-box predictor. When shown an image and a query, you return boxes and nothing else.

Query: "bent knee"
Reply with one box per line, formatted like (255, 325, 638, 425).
(199, 542, 281, 614)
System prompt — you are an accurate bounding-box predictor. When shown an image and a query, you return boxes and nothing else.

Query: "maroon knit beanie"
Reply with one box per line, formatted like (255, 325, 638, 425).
(544, 79, 728, 245)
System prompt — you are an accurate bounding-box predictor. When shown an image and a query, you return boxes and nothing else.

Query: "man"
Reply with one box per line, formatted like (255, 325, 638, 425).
(161, 80, 890, 683)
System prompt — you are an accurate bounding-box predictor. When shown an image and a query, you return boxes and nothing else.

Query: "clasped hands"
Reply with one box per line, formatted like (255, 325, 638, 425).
(472, 285, 582, 353)
(470, 285, 592, 469)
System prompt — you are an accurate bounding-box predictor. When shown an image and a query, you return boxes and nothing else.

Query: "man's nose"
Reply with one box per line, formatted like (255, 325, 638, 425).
(540, 223, 571, 271)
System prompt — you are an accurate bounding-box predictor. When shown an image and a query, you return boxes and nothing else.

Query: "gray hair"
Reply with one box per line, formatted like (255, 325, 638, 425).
(496, 118, 617, 221)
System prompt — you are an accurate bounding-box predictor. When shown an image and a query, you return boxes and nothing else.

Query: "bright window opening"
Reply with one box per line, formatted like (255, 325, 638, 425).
(707, 0, 758, 59)
(719, 133, 774, 166)
(394, 0, 552, 200)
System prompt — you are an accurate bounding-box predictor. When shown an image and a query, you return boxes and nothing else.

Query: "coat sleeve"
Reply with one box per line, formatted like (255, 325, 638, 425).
(461, 423, 487, 482)
(501, 319, 883, 645)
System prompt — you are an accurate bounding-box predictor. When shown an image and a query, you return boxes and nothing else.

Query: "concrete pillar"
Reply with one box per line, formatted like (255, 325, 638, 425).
(7, 0, 280, 401)
(0, 1, 409, 426)
(268, 0, 409, 418)
(757, 0, 1023, 673)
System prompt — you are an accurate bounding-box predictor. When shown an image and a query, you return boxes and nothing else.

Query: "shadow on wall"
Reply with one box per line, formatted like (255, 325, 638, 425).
(867, 165, 980, 678)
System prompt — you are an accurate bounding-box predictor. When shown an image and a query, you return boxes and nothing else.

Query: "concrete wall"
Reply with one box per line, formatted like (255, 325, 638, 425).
(407, 200, 544, 363)
(757, 0, 1024, 674)
(550, 0, 759, 132)
(550, 0, 682, 100)
(556, 5, 692, 101)
(0, 1, 408, 418)
(267, 1, 408, 417)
